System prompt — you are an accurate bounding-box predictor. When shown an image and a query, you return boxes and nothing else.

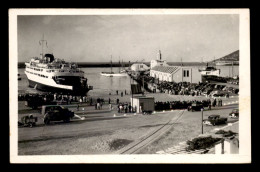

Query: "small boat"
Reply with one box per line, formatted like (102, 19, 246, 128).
(199, 63, 220, 76)
(100, 71, 115, 77)
(101, 56, 128, 77)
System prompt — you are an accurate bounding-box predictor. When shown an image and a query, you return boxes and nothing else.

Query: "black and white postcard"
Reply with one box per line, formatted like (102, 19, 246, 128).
(9, 8, 250, 163)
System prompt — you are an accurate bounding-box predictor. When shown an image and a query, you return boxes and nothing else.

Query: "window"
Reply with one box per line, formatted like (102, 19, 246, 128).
(187, 70, 189, 77)
(183, 70, 186, 77)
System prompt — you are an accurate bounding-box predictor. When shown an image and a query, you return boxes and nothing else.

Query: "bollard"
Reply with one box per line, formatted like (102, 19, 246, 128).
(124, 114, 126, 116)
(82, 108, 84, 111)
(163, 110, 165, 112)
(113, 114, 116, 117)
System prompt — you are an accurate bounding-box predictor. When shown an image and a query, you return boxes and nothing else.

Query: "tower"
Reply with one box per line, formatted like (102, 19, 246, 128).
(158, 50, 162, 61)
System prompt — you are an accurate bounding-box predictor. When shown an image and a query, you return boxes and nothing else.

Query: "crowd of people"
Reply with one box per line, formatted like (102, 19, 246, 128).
(18, 92, 90, 104)
(117, 103, 133, 113)
(154, 98, 223, 111)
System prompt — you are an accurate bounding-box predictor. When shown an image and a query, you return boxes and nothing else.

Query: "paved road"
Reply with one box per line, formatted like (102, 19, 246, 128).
(18, 107, 182, 142)
(18, 99, 238, 155)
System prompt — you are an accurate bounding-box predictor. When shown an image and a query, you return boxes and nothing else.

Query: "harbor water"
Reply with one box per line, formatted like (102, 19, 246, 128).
(18, 65, 239, 96)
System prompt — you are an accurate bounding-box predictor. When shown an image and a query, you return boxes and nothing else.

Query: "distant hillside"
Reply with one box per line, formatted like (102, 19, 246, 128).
(213, 50, 239, 62)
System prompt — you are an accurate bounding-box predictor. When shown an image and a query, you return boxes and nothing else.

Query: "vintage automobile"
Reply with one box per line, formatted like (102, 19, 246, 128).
(187, 102, 204, 112)
(229, 109, 239, 118)
(18, 114, 38, 128)
(42, 105, 74, 125)
(212, 92, 225, 97)
(203, 115, 227, 126)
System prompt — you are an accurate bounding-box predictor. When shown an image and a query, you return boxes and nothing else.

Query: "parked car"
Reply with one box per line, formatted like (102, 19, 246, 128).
(42, 105, 74, 125)
(187, 102, 204, 112)
(203, 115, 227, 126)
(18, 114, 38, 128)
(212, 93, 225, 97)
(229, 109, 239, 118)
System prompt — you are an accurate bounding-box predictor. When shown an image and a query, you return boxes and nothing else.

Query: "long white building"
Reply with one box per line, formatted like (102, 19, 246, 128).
(150, 66, 202, 83)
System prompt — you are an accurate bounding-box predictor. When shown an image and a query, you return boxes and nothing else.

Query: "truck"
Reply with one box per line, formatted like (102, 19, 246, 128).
(187, 102, 204, 112)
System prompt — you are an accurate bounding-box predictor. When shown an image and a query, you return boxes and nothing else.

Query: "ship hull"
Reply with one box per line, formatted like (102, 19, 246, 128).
(28, 79, 90, 95)
(199, 69, 220, 77)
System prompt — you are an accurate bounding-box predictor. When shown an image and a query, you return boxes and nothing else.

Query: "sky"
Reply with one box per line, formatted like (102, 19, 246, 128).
(18, 15, 239, 63)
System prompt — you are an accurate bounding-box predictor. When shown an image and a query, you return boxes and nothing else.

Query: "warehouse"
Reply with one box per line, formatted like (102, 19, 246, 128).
(150, 66, 202, 83)
(130, 63, 149, 72)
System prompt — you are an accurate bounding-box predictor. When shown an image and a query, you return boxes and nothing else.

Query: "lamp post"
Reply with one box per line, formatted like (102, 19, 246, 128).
(201, 108, 204, 134)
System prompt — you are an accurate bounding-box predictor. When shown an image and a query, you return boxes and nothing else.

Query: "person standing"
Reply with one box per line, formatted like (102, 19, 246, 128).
(108, 98, 111, 104)
(90, 97, 92, 106)
(120, 104, 123, 113)
(117, 104, 119, 113)
(125, 105, 128, 113)
(208, 103, 211, 110)
(213, 98, 216, 107)
(79, 97, 82, 105)
(128, 104, 132, 113)
(211, 99, 214, 107)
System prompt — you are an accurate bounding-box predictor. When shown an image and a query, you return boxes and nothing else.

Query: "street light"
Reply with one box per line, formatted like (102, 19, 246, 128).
(201, 108, 204, 134)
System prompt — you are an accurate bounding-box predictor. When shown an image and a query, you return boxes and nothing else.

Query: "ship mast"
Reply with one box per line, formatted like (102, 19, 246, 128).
(119, 56, 121, 73)
(110, 55, 113, 73)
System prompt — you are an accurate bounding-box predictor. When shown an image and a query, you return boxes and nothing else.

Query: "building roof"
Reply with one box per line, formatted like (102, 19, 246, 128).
(151, 66, 180, 74)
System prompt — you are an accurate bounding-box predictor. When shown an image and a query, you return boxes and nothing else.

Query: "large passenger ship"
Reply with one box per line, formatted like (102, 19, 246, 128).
(24, 38, 92, 95)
